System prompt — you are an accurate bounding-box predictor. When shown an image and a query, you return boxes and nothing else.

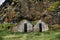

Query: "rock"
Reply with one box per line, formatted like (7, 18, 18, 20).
(13, 20, 33, 32)
(33, 20, 49, 32)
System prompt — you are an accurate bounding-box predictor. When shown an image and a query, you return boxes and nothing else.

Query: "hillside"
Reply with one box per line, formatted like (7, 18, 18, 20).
(0, 0, 60, 24)
(0, 0, 60, 40)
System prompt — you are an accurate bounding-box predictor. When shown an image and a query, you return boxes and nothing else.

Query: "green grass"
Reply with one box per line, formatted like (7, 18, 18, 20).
(0, 29, 60, 40)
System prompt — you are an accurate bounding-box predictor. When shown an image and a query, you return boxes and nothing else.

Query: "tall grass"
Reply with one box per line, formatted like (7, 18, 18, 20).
(0, 29, 60, 40)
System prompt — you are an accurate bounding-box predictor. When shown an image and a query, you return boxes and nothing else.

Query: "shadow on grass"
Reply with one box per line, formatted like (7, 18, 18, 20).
(0, 37, 3, 40)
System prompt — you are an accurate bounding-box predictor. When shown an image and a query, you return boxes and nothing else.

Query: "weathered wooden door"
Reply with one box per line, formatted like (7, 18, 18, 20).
(39, 23, 42, 32)
(24, 23, 27, 32)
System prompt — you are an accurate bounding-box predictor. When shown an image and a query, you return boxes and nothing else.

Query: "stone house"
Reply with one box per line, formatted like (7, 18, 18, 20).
(33, 20, 49, 32)
(13, 20, 33, 32)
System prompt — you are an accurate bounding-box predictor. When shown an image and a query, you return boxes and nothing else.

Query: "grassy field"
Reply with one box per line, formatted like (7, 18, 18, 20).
(0, 29, 60, 40)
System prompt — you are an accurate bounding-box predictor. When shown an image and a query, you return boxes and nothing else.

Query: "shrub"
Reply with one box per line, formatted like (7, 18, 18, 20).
(49, 24, 60, 30)
(0, 23, 15, 31)
(47, 1, 60, 12)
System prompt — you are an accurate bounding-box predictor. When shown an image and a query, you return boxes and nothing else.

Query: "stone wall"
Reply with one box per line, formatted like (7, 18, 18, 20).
(13, 20, 33, 32)
(13, 20, 49, 32)
(34, 20, 49, 32)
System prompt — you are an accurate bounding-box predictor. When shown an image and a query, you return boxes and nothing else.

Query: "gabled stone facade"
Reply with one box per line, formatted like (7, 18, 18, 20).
(13, 20, 49, 32)
(33, 20, 49, 32)
(13, 20, 33, 32)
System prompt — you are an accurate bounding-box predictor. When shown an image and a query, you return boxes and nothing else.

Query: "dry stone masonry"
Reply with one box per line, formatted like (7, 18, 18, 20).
(34, 20, 49, 32)
(13, 20, 33, 32)
(13, 20, 49, 32)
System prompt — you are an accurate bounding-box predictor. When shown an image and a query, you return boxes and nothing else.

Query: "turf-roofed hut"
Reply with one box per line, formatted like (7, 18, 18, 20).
(13, 20, 33, 32)
(33, 20, 49, 32)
